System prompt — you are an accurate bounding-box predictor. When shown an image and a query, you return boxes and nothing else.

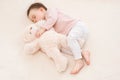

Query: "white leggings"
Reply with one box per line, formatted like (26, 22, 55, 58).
(67, 21, 89, 60)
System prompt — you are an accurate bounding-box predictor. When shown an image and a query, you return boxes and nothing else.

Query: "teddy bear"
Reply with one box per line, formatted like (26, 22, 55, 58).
(23, 20, 70, 72)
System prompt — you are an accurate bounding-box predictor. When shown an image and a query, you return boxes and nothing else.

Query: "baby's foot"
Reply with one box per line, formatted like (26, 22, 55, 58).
(70, 59, 84, 74)
(82, 50, 90, 65)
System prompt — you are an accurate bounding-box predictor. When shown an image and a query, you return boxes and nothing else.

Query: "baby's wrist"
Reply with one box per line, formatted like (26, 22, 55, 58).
(42, 27, 47, 32)
(39, 27, 47, 35)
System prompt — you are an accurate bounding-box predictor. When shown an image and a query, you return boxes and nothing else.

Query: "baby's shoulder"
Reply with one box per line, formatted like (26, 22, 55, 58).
(47, 8, 59, 13)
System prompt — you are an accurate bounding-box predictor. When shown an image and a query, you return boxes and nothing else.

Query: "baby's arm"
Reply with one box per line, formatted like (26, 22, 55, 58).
(37, 8, 58, 37)
(36, 27, 46, 38)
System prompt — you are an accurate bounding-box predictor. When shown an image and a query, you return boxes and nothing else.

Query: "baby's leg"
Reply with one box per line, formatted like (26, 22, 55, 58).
(82, 50, 90, 65)
(78, 33, 90, 65)
(67, 21, 90, 74)
(67, 37, 84, 74)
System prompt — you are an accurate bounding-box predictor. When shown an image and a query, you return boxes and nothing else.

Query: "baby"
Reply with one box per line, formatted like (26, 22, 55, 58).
(27, 2, 90, 74)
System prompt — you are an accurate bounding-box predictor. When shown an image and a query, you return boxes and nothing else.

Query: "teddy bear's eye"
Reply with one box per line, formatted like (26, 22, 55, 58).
(30, 27, 32, 30)
(29, 32, 32, 34)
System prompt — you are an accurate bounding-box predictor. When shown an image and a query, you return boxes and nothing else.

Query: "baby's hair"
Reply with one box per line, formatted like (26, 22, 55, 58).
(27, 2, 47, 17)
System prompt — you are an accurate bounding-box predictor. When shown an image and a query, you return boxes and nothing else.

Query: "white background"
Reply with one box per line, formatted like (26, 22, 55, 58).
(0, 0, 120, 80)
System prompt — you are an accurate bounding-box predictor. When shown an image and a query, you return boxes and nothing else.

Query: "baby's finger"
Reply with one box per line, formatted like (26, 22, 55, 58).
(36, 32, 40, 38)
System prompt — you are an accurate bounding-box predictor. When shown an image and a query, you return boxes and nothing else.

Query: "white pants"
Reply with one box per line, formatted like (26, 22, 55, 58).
(67, 21, 89, 60)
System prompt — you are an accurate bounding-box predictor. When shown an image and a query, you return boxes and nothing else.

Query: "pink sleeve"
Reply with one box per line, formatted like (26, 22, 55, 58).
(42, 8, 58, 30)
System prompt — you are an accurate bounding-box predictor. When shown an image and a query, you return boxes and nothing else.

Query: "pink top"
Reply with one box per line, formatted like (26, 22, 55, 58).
(42, 8, 79, 35)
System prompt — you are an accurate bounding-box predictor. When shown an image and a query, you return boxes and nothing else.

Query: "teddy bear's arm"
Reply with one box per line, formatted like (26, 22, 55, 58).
(24, 39, 40, 55)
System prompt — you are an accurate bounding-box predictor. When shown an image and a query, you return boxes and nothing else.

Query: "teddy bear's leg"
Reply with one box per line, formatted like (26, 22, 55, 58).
(24, 39, 40, 55)
(61, 48, 73, 55)
(59, 38, 72, 56)
(55, 55, 68, 72)
(45, 47, 68, 72)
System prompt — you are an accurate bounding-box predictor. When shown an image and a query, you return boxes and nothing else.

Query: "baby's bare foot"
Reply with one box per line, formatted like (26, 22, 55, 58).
(70, 59, 84, 74)
(82, 50, 90, 65)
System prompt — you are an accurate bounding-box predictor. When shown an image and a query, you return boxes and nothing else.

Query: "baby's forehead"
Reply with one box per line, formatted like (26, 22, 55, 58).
(29, 9, 38, 15)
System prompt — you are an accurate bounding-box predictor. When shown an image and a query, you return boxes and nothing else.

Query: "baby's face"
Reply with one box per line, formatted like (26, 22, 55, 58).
(28, 8, 46, 23)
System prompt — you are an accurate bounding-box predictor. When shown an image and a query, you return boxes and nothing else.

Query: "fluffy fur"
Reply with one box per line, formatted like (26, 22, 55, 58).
(23, 21, 69, 72)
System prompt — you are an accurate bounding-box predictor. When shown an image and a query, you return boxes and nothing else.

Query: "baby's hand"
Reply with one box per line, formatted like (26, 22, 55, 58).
(36, 27, 47, 38)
